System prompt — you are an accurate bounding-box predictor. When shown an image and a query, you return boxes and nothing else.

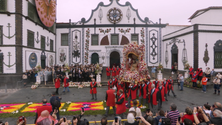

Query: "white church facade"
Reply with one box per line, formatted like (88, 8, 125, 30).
(0, 0, 222, 83)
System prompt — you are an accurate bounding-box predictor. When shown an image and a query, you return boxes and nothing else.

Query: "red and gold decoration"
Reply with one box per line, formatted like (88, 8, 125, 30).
(21, 103, 64, 113)
(67, 102, 104, 111)
(119, 42, 149, 84)
(35, 0, 56, 27)
(0, 104, 25, 113)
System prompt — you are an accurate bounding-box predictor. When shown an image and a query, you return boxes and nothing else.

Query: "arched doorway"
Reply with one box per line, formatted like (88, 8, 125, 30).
(91, 53, 99, 64)
(110, 51, 120, 67)
(171, 43, 178, 66)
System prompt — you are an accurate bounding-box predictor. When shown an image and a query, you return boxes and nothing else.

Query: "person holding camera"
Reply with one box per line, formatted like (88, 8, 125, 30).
(50, 92, 62, 120)
(71, 110, 87, 125)
(17, 116, 27, 125)
(55, 75, 61, 95)
(63, 74, 70, 93)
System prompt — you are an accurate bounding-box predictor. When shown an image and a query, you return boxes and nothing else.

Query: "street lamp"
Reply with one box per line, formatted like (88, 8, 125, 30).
(41, 50, 46, 69)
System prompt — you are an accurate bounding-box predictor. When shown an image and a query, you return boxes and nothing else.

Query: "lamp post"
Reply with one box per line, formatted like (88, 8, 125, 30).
(0, 50, 3, 73)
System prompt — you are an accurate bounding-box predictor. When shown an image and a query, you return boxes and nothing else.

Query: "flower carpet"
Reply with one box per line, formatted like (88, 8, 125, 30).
(0, 104, 25, 113)
(67, 101, 104, 111)
(21, 103, 65, 113)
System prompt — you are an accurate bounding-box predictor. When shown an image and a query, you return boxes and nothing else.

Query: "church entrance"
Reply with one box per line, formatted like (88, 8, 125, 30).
(171, 43, 178, 68)
(110, 51, 120, 68)
(91, 53, 99, 64)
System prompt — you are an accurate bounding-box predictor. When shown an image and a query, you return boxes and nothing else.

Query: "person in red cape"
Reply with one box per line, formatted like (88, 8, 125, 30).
(192, 71, 198, 89)
(197, 68, 203, 82)
(90, 78, 97, 100)
(34, 99, 52, 124)
(127, 81, 137, 108)
(106, 66, 111, 79)
(107, 78, 113, 90)
(117, 79, 124, 96)
(112, 66, 116, 77)
(105, 85, 116, 117)
(153, 78, 159, 88)
(139, 80, 147, 106)
(54, 75, 61, 95)
(62, 74, 70, 93)
(112, 76, 117, 87)
(189, 66, 194, 78)
(157, 83, 165, 110)
(116, 66, 121, 76)
(116, 89, 126, 119)
(167, 76, 176, 97)
(162, 78, 168, 101)
(146, 79, 152, 105)
(149, 84, 158, 115)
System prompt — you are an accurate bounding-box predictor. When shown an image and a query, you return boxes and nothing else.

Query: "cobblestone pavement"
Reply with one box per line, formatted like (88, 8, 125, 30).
(0, 77, 221, 124)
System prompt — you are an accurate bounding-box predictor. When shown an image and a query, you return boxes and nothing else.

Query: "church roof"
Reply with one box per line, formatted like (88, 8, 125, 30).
(189, 6, 222, 20)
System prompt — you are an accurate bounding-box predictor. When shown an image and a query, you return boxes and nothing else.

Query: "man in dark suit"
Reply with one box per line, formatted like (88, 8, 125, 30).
(34, 99, 52, 124)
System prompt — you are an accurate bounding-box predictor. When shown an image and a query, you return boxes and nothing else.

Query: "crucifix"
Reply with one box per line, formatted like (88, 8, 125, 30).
(3, 23, 16, 39)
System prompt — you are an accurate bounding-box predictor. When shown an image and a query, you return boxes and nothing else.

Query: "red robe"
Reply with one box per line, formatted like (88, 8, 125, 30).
(112, 68, 116, 76)
(128, 85, 137, 100)
(189, 68, 194, 75)
(198, 69, 203, 76)
(116, 68, 121, 76)
(167, 79, 174, 90)
(63, 77, 69, 87)
(90, 82, 97, 94)
(117, 82, 124, 96)
(106, 89, 115, 107)
(192, 73, 198, 82)
(139, 84, 147, 99)
(107, 81, 112, 90)
(162, 81, 168, 94)
(112, 78, 117, 87)
(106, 68, 111, 76)
(153, 81, 159, 88)
(158, 86, 165, 102)
(36, 105, 52, 118)
(55, 78, 60, 88)
(116, 94, 126, 114)
(149, 88, 158, 105)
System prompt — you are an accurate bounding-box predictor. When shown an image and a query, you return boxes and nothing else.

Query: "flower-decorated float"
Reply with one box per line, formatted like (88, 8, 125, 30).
(119, 42, 149, 84)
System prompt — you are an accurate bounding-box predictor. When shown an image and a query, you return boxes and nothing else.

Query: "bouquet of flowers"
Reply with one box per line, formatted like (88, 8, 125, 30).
(64, 64, 70, 72)
(184, 62, 190, 70)
(95, 63, 101, 75)
(31, 85, 38, 89)
(157, 63, 163, 71)
(97, 82, 102, 87)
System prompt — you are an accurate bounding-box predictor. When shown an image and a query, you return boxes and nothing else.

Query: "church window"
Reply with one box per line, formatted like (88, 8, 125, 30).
(27, 30, 34, 47)
(0, 0, 7, 12)
(61, 33, 68, 46)
(91, 35, 98, 45)
(131, 34, 138, 44)
(0, 26, 2, 45)
(41, 35, 45, 50)
(50, 39, 53, 51)
(111, 34, 119, 45)
(214, 40, 222, 68)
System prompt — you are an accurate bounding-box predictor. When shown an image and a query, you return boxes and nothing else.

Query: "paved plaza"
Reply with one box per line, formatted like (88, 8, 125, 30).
(0, 80, 221, 124)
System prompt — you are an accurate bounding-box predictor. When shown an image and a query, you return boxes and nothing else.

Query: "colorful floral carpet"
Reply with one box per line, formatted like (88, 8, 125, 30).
(0, 104, 25, 113)
(21, 103, 65, 113)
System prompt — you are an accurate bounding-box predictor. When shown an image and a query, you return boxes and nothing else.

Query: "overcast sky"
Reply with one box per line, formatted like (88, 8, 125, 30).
(57, 0, 222, 25)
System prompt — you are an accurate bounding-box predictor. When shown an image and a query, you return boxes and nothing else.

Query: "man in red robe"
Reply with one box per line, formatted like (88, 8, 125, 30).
(167, 76, 176, 97)
(90, 79, 97, 100)
(146, 79, 152, 105)
(117, 79, 124, 96)
(189, 66, 194, 78)
(63, 74, 70, 93)
(116, 89, 126, 119)
(162, 78, 168, 101)
(107, 78, 113, 90)
(116, 66, 121, 76)
(192, 71, 198, 89)
(112, 76, 117, 87)
(139, 81, 147, 106)
(106, 66, 111, 79)
(197, 68, 203, 82)
(149, 84, 158, 115)
(112, 66, 116, 77)
(127, 82, 137, 108)
(157, 83, 165, 110)
(105, 85, 116, 117)
(153, 78, 159, 88)
(55, 75, 61, 95)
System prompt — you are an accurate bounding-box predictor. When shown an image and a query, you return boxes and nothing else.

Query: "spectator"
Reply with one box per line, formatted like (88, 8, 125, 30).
(151, 66, 156, 79)
(50, 92, 61, 120)
(210, 68, 216, 83)
(204, 67, 211, 81)
(63, 74, 70, 93)
(201, 75, 208, 93)
(144, 109, 153, 120)
(167, 103, 179, 125)
(203, 104, 211, 115)
(146, 116, 154, 125)
(36, 110, 57, 125)
(129, 100, 142, 117)
(154, 110, 166, 125)
(17, 116, 27, 125)
(210, 109, 222, 124)
(178, 74, 184, 91)
(125, 113, 151, 125)
(210, 102, 222, 118)
(101, 117, 107, 125)
(0, 121, 9, 125)
(71, 110, 86, 125)
(34, 99, 52, 124)
(180, 107, 194, 123)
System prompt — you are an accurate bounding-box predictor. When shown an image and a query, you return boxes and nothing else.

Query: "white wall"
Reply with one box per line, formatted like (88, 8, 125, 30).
(191, 9, 222, 25)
